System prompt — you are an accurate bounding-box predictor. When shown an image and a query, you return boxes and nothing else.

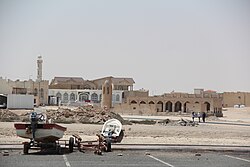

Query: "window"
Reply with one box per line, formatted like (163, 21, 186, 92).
(34, 88, 38, 96)
(40, 88, 44, 98)
(70, 93, 75, 101)
(91, 93, 98, 102)
(107, 87, 109, 94)
(63, 93, 68, 102)
(116, 94, 120, 101)
(56, 92, 62, 100)
(84, 84, 91, 89)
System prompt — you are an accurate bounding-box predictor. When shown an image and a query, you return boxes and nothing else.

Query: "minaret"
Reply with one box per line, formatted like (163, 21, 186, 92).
(37, 55, 43, 82)
(101, 77, 113, 110)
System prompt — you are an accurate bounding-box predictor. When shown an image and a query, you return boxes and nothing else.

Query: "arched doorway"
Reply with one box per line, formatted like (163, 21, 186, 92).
(165, 101, 173, 112)
(56, 92, 62, 100)
(174, 101, 182, 112)
(156, 101, 163, 112)
(79, 93, 89, 102)
(204, 102, 210, 111)
(184, 101, 190, 112)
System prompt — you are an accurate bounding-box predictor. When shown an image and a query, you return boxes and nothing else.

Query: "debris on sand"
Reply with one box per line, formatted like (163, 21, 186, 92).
(0, 109, 20, 122)
(158, 118, 198, 126)
(0, 106, 131, 125)
(46, 106, 131, 125)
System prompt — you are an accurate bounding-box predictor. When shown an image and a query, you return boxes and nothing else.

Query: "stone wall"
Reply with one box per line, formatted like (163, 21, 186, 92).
(223, 92, 250, 107)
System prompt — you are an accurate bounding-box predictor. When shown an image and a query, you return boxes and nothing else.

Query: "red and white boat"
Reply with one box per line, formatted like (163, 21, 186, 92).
(14, 123, 66, 143)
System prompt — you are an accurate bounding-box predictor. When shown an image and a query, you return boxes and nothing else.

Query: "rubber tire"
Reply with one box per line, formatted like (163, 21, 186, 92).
(56, 145, 62, 155)
(116, 130, 124, 143)
(23, 143, 29, 154)
(106, 140, 112, 152)
(69, 137, 74, 153)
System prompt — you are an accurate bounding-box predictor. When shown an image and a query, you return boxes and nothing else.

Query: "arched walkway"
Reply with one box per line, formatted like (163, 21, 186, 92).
(174, 101, 182, 112)
(184, 101, 190, 112)
(157, 101, 163, 112)
(204, 102, 210, 111)
(79, 93, 89, 102)
(165, 101, 173, 112)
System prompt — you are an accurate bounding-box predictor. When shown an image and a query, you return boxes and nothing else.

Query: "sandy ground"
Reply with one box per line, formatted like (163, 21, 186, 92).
(0, 107, 250, 146)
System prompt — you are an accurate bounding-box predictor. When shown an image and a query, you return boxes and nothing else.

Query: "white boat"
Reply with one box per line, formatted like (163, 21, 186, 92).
(14, 123, 66, 143)
(101, 119, 124, 142)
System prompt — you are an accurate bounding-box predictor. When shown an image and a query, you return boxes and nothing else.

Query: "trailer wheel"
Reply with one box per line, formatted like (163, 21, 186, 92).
(56, 145, 62, 155)
(69, 137, 74, 153)
(116, 130, 124, 143)
(106, 140, 112, 152)
(23, 142, 29, 154)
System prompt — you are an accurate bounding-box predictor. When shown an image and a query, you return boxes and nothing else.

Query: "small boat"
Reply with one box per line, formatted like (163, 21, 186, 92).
(101, 119, 124, 143)
(14, 123, 66, 143)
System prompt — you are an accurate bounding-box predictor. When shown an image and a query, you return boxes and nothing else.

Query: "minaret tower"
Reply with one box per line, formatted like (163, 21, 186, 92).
(101, 77, 113, 110)
(37, 55, 43, 82)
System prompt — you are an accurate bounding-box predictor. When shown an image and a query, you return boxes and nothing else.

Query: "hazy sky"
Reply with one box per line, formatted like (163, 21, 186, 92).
(0, 0, 250, 94)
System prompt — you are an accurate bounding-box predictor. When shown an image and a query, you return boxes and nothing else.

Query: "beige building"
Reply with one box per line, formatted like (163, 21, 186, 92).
(48, 76, 134, 106)
(113, 89, 223, 116)
(0, 78, 49, 106)
(49, 76, 135, 91)
(222, 92, 250, 107)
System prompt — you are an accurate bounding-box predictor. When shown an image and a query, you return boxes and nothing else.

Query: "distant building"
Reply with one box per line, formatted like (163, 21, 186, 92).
(48, 76, 135, 106)
(49, 76, 135, 91)
(48, 89, 123, 106)
(0, 78, 49, 106)
(222, 92, 250, 107)
(0, 56, 49, 106)
(112, 89, 223, 116)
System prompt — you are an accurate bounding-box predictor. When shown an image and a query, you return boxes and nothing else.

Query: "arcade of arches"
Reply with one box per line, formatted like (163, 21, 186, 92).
(125, 98, 221, 114)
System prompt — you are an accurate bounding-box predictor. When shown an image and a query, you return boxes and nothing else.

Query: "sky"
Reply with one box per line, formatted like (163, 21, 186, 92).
(0, 0, 250, 95)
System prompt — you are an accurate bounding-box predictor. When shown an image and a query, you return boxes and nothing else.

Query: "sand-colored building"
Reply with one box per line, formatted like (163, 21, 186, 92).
(49, 76, 135, 91)
(113, 89, 223, 116)
(0, 77, 49, 106)
(48, 76, 134, 106)
(222, 92, 250, 107)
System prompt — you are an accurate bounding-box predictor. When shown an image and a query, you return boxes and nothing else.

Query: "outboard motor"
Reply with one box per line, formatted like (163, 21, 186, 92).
(30, 112, 38, 145)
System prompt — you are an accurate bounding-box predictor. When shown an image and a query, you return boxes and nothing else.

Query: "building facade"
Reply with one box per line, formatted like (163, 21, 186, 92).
(48, 89, 123, 106)
(49, 76, 135, 91)
(222, 92, 250, 107)
(0, 78, 49, 106)
(112, 89, 223, 116)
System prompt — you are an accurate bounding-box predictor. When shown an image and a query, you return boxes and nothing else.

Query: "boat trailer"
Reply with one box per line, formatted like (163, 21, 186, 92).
(15, 112, 124, 155)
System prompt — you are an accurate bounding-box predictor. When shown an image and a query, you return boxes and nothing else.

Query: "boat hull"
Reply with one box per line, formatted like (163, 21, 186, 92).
(14, 123, 66, 143)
